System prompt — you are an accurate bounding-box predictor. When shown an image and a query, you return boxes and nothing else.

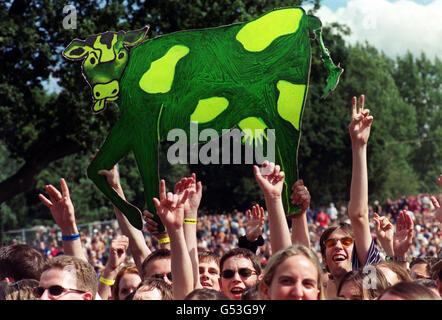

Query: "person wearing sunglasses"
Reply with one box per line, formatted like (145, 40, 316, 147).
(218, 248, 262, 300)
(319, 95, 381, 299)
(37, 255, 97, 300)
(141, 249, 173, 286)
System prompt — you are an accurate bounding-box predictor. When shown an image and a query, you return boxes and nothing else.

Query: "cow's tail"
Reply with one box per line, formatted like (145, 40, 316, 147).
(307, 15, 344, 99)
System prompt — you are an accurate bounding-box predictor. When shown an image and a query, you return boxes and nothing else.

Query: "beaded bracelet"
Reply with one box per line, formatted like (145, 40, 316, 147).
(62, 233, 80, 241)
(386, 256, 407, 262)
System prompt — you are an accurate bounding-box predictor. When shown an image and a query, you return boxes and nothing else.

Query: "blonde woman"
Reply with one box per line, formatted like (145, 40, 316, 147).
(259, 244, 324, 300)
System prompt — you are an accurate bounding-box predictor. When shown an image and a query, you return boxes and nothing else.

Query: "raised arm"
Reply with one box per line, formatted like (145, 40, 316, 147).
(238, 204, 265, 254)
(429, 174, 442, 223)
(290, 179, 311, 248)
(253, 161, 291, 253)
(154, 179, 193, 300)
(347, 95, 374, 265)
(95, 159, 151, 273)
(393, 210, 414, 270)
(143, 210, 171, 250)
(174, 174, 203, 289)
(38, 178, 87, 262)
(98, 235, 129, 300)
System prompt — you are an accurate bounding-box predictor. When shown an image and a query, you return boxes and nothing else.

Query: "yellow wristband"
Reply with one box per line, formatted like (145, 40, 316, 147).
(99, 276, 115, 286)
(183, 219, 197, 224)
(158, 237, 170, 244)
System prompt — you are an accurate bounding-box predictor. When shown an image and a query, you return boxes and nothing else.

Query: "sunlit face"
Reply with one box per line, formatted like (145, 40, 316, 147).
(199, 260, 220, 291)
(323, 229, 354, 279)
(144, 258, 172, 285)
(118, 273, 141, 300)
(39, 268, 91, 300)
(410, 263, 430, 280)
(338, 280, 363, 300)
(133, 286, 163, 300)
(219, 256, 259, 300)
(262, 255, 320, 300)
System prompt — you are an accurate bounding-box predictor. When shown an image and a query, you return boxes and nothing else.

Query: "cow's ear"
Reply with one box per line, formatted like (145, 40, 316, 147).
(63, 39, 90, 60)
(122, 25, 149, 47)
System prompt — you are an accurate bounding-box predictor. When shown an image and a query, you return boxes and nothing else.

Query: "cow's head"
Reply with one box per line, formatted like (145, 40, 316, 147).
(63, 26, 149, 113)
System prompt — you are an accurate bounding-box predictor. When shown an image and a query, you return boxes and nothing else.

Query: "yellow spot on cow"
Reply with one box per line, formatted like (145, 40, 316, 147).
(93, 35, 117, 62)
(276, 80, 306, 131)
(139, 45, 190, 94)
(190, 97, 229, 123)
(236, 8, 303, 52)
(238, 117, 268, 146)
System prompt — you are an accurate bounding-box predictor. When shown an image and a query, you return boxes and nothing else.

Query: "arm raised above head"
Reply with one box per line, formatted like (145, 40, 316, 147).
(348, 95, 374, 266)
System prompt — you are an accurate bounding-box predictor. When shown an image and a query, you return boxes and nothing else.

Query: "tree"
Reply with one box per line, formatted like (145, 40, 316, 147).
(392, 53, 442, 192)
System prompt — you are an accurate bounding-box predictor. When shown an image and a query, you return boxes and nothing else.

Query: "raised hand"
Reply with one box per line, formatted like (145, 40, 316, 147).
(373, 213, 394, 242)
(253, 161, 285, 199)
(373, 212, 394, 257)
(430, 174, 442, 223)
(89, 149, 123, 197)
(39, 178, 76, 234)
(153, 179, 188, 231)
(348, 95, 373, 146)
(246, 204, 265, 242)
(290, 179, 311, 213)
(107, 235, 129, 271)
(174, 173, 202, 216)
(393, 210, 414, 258)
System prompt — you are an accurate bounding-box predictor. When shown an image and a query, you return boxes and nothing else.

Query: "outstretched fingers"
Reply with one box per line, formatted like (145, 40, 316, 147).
(159, 179, 166, 202)
(60, 178, 70, 199)
(358, 94, 365, 114)
(430, 196, 440, 209)
(38, 193, 53, 207)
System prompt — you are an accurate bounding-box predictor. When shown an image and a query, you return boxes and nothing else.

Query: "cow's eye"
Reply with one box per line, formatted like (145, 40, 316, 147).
(118, 52, 125, 60)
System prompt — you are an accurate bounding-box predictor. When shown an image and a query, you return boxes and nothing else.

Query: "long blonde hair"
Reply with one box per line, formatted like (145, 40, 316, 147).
(260, 244, 324, 300)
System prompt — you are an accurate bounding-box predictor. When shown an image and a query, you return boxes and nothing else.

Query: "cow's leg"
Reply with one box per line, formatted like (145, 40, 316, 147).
(131, 128, 166, 233)
(87, 118, 144, 230)
(272, 121, 302, 217)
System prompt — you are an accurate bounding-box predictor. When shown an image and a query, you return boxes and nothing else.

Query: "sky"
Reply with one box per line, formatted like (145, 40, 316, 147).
(309, 0, 442, 61)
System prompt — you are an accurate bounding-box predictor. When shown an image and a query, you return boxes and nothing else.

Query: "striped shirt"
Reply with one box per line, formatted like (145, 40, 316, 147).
(351, 239, 382, 270)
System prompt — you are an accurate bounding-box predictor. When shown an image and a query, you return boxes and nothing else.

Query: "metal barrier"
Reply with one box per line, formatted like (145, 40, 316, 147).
(1, 219, 119, 247)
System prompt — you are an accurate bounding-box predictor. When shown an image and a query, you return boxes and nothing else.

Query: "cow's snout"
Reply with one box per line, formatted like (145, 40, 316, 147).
(93, 80, 119, 100)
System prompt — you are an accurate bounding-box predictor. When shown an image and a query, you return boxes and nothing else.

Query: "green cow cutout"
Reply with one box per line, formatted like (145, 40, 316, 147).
(63, 7, 343, 231)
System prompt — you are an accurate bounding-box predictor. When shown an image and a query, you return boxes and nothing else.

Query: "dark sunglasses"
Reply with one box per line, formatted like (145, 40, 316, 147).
(324, 237, 354, 248)
(151, 272, 173, 281)
(221, 268, 256, 279)
(34, 285, 86, 298)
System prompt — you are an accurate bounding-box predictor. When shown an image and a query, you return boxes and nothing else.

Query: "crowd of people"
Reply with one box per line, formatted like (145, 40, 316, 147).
(1, 95, 441, 301)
